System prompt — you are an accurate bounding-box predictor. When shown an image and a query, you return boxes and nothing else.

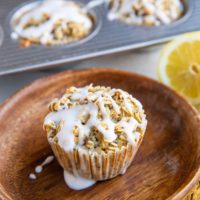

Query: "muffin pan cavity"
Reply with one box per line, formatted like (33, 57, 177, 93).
(10, 0, 99, 47)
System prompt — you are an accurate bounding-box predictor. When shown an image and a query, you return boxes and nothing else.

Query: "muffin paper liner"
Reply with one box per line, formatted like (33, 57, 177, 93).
(49, 138, 141, 180)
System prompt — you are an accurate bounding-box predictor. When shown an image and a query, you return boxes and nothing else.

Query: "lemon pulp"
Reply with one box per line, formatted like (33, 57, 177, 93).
(158, 32, 200, 105)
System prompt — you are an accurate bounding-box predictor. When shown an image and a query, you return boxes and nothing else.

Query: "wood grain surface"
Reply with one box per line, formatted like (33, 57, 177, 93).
(0, 68, 199, 200)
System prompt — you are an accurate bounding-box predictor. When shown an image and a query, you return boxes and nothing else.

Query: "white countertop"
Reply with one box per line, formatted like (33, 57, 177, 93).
(0, 46, 161, 103)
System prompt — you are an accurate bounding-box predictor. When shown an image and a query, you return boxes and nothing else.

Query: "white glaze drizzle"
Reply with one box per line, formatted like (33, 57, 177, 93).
(14, 0, 93, 44)
(44, 86, 147, 152)
(64, 170, 96, 190)
(35, 155, 54, 173)
(29, 155, 54, 180)
(107, 0, 184, 25)
(29, 173, 37, 180)
(84, 0, 105, 11)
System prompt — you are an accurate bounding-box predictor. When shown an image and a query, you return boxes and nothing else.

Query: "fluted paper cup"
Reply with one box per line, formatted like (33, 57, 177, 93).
(48, 137, 142, 180)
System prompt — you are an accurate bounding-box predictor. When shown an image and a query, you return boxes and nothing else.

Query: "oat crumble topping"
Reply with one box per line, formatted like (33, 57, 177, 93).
(13, 0, 93, 46)
(108, 0, 184, 26)
(44, 85, 147, 153)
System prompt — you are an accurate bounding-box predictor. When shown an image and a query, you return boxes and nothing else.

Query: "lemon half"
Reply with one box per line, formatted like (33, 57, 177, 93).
(158, 32, 200, 105)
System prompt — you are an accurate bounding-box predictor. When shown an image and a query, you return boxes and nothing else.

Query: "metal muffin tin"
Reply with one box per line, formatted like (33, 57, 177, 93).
(0, 0, 198, 75)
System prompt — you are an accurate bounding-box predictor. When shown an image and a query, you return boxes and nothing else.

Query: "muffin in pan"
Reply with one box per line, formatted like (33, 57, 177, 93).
(43, 85, 147, 190)
(108, 0, 184, 26)
(12, 0, 94, 47)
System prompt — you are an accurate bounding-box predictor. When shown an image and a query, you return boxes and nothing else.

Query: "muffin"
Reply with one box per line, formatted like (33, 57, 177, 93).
(12, 0, 93, 47)
(108, 0, 184, 26)
(43, 85, 147, 190)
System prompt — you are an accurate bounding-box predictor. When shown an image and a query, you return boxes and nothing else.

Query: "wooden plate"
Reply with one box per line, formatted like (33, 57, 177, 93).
(0, 68, 200, 200)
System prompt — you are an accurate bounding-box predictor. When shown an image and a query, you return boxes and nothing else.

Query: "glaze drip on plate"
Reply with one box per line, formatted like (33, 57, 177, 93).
(64, 170, 96, 190)
(29, 155, 54, 180)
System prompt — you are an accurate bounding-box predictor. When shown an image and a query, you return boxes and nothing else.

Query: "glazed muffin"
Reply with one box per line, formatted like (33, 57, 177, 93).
(12, 0, 93, 47)
(43, 85, 147, 189)
(108, 0, 184, 26)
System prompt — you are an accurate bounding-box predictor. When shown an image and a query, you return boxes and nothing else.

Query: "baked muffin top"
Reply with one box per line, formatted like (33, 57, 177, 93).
(13, 0, 93, 46)
(108, 0, 184, 26)
(44, 85, 147, 153)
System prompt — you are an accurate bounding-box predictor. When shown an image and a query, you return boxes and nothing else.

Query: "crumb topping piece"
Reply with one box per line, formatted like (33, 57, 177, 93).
(44, 85, 147, 153)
